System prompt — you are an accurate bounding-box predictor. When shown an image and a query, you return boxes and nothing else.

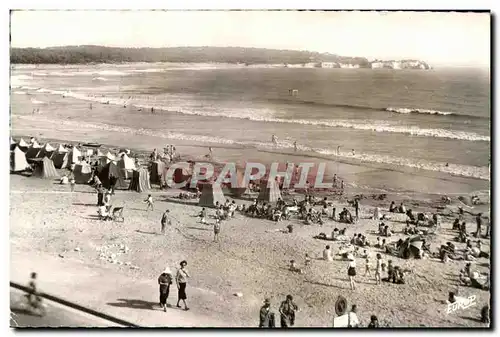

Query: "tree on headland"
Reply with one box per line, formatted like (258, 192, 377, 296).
(10, 45, 373, 66)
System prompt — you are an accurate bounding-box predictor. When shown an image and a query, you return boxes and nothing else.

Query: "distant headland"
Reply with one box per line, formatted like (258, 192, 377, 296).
(10, 45, 432, 69)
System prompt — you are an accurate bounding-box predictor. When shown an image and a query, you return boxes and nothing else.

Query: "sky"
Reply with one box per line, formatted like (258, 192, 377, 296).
(10, 10, 491, 67)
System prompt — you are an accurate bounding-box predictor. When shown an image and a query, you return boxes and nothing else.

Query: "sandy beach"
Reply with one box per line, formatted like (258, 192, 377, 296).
(10, 99, 491, 327)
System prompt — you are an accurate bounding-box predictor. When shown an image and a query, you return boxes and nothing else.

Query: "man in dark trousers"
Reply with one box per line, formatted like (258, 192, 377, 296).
(279, 294, 298, 328)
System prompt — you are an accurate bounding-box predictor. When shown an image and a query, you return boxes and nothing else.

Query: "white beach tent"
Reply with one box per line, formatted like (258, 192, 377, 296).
(56, 144, 68, 153)
(43, 143, 55, 152)
(99, 152, 116, 167)
(10, 146, 29, 172)
(118, 153, 136, 179)
(96, 149, 105, 157)
(31, 140, 42, 149)
(68, 146, 82, 164)
(18, 138, 29, 148)
(10, 137, 16, 145)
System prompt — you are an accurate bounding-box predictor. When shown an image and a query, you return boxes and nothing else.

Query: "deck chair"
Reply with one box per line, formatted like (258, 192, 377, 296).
(111, 207, 124, 222)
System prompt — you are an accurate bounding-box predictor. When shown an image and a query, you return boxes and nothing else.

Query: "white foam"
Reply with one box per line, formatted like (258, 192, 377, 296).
(15, 115, 491, 181)
(387, 107, 454, 116)
(92, 77, 108, 81)
(13, 91, 26, 95)
(31, 99, 44, 104)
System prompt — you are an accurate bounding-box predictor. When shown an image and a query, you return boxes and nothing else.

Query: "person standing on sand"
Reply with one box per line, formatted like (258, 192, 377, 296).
(375, 253, 383, 285)
(347, 254, 357, 290)
(364, 256, 371, 277)
(293, 141, 297, 152)
(161, 210, 171, 234)
(279, 295, 298, 328)
(354, 198, 360, 220)
(198, 207, 207, 224)
(69, 174, 76, 192)
(176, 261, 190, 311)
(332, 174, 337, 187)
(475, 213, 483, 238)
(214, 218, 221, 242)
(259, 298, 276, 328)
(158, 267, 173, 312)
(144, 194, 154, 211)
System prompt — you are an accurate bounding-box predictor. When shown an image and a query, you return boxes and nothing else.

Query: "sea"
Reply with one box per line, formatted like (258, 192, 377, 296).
(10, 63, 491, 186)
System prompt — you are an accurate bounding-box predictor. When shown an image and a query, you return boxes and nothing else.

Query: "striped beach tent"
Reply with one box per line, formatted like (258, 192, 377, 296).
(258, 179, 282, 203)
(32, 157, 59, 179)
(198, 182, 226, 208)
(129, 168, 151, 192)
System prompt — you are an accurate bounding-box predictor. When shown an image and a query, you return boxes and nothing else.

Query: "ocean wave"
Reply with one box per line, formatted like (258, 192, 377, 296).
(386, 107, 454, 116)
(270, 98, 485, 120)
(92, 77, 108, 81)
(14, 115, 490, 181)
(30, 99, 44, 104)
(17, 87, 491, 143)
(13, 91, 26, 95)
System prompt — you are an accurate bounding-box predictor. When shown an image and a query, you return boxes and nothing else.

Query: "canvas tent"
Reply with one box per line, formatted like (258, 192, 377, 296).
(10, 146, 29, 172)
(198, 182, 226, 207)
(55, 144, 68, 153)
(31, 157, 59, 179)
(227, 166, 248, 197)
(258, 179, 282, 203)
(398, 236, 424, 259)
(73, 162, 92, 184)
(10, 137, 17, 151)
(149, 160, 166, 185)
(129, 168, 151, 192)
(118, 153, 136, 179)
(99, 152, 115, 167)
(18, 138, 29, 149)
(98, 162, 128, 190)
(37, 143, 56, 159)
(68, 146, 82, 164)
(50, 151, 69, 169)
(96, 149, 104, 157)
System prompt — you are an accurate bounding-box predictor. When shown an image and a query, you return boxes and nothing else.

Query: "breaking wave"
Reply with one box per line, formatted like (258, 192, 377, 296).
(12, 87, 490, 143)
(14, 115, 491, 181)
(386, 107, 454, 116)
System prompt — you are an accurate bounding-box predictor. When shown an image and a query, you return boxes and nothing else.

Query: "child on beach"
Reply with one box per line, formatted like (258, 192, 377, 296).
(214, 219, 221, 242)
(161, 210, 171, 234)
(375, 254, 383, 285)
(198, 208, 207, 224)
(364, 257, 371, 276)
(144, 194, 154, 211)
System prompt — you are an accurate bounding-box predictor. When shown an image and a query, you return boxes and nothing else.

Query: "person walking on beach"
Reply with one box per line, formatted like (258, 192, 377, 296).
(214, 218, 221, 242)
(272, 134, 278, 146)
(347, 254, 357, 290)
(69, 174, 76, 192)
(144, 194, 154, 211)
(293, 141, 297, 152)
(375, 253, 383, 285)
(158, 267, 173, 312)
(354, 198, 360, 220)
(176, 261, 190, 311)
(161, 210, 171, 234)
(475, 213, 483, 238)
(364, 256, 371, 277)
(279, 295, 298, 328)
(259, 298, 276, 328)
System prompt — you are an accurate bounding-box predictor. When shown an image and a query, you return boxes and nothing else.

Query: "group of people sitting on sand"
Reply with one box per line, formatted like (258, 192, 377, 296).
(150, 145, 179, 163)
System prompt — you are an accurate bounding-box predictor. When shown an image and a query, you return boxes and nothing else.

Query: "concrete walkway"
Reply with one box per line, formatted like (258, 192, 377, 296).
(10, 252, 230, 327)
